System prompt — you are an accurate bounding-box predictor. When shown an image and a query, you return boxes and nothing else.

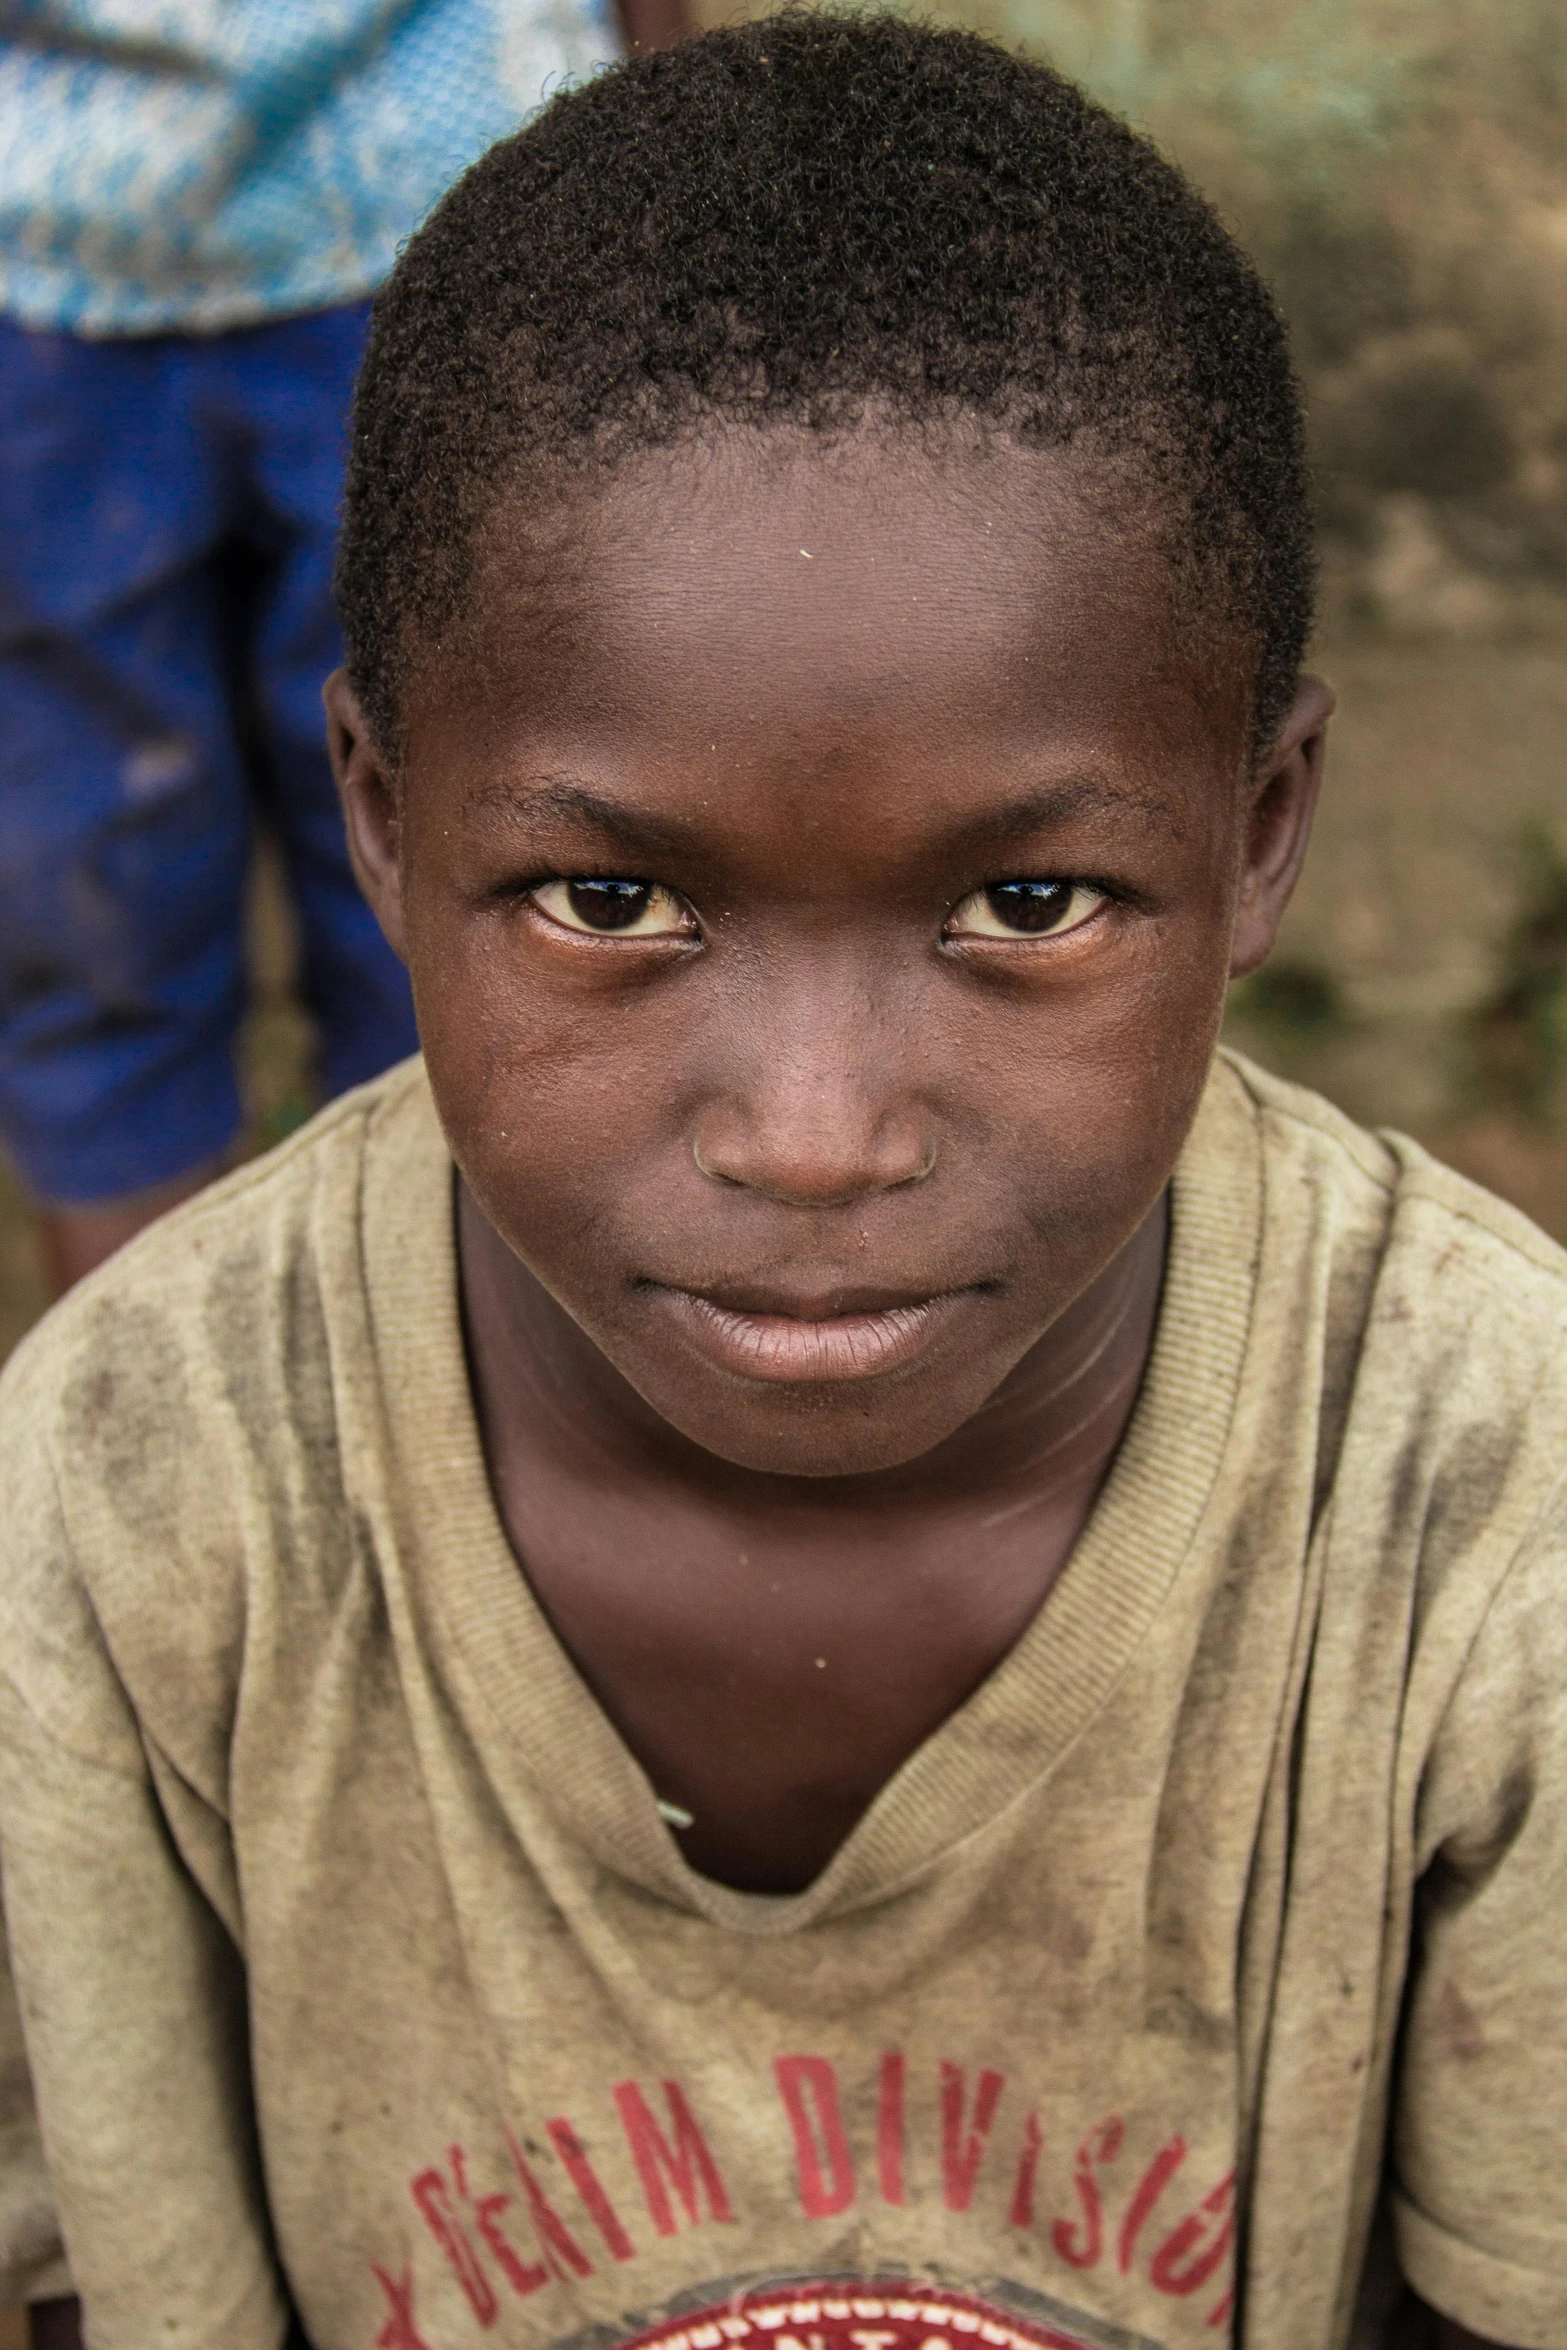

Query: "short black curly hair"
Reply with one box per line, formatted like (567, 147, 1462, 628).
(338, 10, 1313, 764)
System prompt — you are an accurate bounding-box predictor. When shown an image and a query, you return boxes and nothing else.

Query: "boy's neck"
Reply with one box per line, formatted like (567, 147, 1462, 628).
(457, 1183, 1168, 1893)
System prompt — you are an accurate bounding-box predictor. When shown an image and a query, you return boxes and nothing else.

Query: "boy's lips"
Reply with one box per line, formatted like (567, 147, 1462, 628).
(646, 1281, 979, 1384)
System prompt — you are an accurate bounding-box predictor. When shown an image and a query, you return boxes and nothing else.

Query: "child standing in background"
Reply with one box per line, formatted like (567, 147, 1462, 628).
(0, 0, 687, 1295)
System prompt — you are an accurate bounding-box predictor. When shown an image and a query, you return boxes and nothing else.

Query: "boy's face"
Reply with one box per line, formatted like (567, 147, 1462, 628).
(331, 434, 1327, 1478)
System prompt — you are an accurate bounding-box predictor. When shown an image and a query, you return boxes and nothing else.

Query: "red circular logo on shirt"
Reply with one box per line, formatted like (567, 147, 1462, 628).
(619, 2281, 1112, 2350)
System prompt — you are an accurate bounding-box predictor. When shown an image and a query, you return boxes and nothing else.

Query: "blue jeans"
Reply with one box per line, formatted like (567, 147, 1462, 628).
(0, 302, 417, 1205)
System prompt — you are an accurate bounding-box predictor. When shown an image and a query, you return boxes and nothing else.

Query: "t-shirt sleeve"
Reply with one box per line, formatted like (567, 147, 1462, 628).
(1393, 1517, 1567, 2350)
(0, 1411, 291, 2350)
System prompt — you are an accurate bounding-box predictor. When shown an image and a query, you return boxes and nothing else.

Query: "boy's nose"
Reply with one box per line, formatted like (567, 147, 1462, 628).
(691, 1062, 937, 1207)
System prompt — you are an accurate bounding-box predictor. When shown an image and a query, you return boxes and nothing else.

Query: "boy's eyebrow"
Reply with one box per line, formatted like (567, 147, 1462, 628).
(936, 776, 1178, 851)
(466, 775, 699, 862)
(466, 772, 1177, 859)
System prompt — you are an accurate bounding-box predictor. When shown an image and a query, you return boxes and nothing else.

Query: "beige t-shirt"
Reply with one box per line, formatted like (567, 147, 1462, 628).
(0, 1051, 1564, 2350)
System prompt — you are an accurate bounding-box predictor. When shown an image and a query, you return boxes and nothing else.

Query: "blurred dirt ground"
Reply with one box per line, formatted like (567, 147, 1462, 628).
(4, 617, 1567, 1369)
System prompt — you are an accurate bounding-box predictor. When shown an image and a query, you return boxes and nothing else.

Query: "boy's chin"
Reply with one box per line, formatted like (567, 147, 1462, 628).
(594, 1276, 1026, 1479)
(618, 1353, 1006, 1481)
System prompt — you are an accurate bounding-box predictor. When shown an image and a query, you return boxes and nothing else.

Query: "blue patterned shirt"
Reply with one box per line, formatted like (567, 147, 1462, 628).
(0, 0, 621, 336)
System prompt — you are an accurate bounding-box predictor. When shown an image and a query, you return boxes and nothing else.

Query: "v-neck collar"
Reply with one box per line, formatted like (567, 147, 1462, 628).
(362, 1055, 1264, 1938)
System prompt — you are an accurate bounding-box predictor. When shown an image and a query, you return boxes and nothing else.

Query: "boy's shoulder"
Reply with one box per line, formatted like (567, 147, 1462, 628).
(0, 1054, 438, 1448)
(1221, 1043, 1567, 1315)
(1215, 1051, 1567, 1562)
(5, 1048, 1566, 1755)
(0, 1059, 444, 1784)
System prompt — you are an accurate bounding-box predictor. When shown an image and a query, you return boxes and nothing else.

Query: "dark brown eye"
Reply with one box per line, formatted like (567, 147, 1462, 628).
(531, 879, 690, 937)
(947, 880, 1105, 939)
(568, 880, 650, 930)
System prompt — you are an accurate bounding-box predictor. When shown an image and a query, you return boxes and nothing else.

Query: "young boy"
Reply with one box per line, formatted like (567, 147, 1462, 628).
(0, 18, 1562, 2350)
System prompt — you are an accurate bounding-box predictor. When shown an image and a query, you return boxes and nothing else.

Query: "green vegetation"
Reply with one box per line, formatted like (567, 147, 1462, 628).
(1229, 959, 1348, 1049)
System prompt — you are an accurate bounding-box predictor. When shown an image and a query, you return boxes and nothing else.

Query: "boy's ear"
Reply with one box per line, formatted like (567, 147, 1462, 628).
(1229, 673, 1334, 979)
(324, 669, 408, 964)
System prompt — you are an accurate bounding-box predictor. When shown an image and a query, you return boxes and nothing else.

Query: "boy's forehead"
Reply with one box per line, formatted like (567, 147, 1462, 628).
(408, 433, 1248, 821)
